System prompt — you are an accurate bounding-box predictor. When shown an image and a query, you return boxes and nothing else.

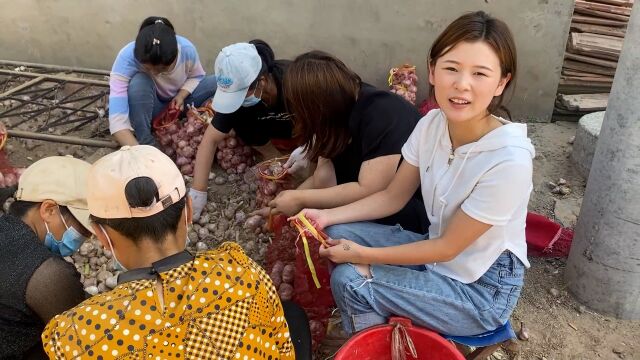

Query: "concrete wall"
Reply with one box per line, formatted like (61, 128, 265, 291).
(0, 0, 574, 121)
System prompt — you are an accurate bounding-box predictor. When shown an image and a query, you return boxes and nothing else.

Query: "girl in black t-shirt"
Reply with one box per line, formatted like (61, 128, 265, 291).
(270, 51, 428, 234)
(191, 40, 298, 219)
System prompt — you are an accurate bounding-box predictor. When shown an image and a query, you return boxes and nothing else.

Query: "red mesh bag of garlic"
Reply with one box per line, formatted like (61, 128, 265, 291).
(254, 156, 295, 208)
(152, 105, 210, 175)
(389, 64, 418, 104)
(0, 128, 25, 188)
(216, 134, 254, 175)
(289, 213, 335, 349)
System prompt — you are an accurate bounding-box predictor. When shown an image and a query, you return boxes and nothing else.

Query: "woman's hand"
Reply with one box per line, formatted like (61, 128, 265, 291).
(170, 89, 190, 111)
(170, 95, 185, 111)
(291, 208, 331, 230)
(269, 190, 303, 216)
(319, 239, 368, 264)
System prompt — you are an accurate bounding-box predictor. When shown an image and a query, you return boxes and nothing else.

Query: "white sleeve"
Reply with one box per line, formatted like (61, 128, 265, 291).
(401, 115, 428, 167)
(461, 159, 532, 226)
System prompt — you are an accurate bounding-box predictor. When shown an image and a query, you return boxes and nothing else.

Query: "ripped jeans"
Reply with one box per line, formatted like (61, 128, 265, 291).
(325, 221, 525, 336)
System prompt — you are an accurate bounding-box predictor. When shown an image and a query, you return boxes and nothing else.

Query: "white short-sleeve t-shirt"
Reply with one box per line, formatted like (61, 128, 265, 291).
(401, 109, 534, 283)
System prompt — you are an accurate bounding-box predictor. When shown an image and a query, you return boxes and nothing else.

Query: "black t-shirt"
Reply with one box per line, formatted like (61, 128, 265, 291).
(331, 84, 429, 234)
(212, 60, 294, 146)
(0, 215, 85, 359)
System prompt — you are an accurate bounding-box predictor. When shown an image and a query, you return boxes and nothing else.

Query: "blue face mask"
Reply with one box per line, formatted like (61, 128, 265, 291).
(43, 213, 87, 257)
(241, 82, 263, 107)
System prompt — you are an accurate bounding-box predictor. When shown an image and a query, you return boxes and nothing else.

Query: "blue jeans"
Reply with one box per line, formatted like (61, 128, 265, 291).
(128, 73, 217, 145)
(325, 222, 525, 336)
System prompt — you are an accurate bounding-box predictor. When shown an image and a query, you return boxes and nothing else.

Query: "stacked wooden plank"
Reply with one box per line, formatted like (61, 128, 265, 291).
(555, 0, 633, 117)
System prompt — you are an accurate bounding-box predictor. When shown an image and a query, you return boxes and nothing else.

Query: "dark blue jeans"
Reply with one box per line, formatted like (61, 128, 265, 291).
(128, 73, 217, 145)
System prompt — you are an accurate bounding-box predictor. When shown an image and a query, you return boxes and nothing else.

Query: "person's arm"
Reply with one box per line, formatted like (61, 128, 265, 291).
(109, 44, 140, 146)
(303, 160, 420, 228)
(320, 208, 491, 265)
(193, 124, 228, 192)
(295, 157, 336, 190)
(270, 154, 402, 215)
(26, 257, 85, 324)
(112, 129, 138, 146)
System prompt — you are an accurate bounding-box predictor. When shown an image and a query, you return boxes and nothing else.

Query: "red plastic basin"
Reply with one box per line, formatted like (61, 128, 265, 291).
(334, 318, 465, 360)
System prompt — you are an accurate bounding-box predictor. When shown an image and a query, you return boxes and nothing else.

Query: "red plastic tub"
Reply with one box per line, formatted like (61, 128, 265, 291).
(334, 317, 465, 360)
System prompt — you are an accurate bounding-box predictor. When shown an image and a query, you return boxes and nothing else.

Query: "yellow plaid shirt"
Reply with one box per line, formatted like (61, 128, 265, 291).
(42, 242, 294, 359)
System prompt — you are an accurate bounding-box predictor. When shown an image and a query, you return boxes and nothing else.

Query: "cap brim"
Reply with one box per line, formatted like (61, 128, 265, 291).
(212, 87, 249, 114)
(67, 206, 95, 236)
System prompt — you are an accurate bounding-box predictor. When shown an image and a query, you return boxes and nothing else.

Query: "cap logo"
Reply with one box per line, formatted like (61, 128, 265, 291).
(217, 76, 233, 89)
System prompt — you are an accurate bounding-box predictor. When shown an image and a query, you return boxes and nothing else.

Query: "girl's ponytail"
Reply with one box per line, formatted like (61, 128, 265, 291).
(134, 16, 178, 66)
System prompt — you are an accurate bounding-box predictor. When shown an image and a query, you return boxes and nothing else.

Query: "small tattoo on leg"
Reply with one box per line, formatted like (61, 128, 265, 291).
(343, 243, 351, 251)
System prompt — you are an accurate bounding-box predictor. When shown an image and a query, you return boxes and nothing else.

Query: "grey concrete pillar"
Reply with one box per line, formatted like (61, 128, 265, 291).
(565, 4, 640, 319)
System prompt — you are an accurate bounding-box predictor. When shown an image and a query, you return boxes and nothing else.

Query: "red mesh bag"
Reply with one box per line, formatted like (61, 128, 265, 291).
(254, 157, 294, 208)
(289, 213, 335, 349)
(152, 107, 181, 154)
(418, 97, 439, 116)
(526, 212, 574, 257)
(216, 134, 254, 174)
(152, 106, 208, 175)
(0, 129, 24, 189)
(389, 64, 418, 104)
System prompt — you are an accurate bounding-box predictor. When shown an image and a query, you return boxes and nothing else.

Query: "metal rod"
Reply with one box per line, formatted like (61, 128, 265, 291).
(0, 60, 110, 76)
(0, 86, 60, 118)
(41, 114, 97, 131)
(41, 93, 103, 129)
(5, 95, 94, 113)
(0, 70, 109, 86)
(64, 115, 98, 134)
(0, 76, 45, 97)
(58, 91, 106, 106)
(7, 129, 118, 148)
(10, 84, 59, 96)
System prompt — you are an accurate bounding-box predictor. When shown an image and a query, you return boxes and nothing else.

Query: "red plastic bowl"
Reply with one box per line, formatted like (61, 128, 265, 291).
(334, 318, 465, 360)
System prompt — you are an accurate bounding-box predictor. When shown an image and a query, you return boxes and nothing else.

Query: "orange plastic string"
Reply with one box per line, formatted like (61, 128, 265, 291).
(256, 156, 290, 181)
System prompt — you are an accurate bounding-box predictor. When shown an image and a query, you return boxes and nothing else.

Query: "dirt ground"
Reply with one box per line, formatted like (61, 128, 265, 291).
(1, 113, 639, 359)
(510, 121, 639, 360)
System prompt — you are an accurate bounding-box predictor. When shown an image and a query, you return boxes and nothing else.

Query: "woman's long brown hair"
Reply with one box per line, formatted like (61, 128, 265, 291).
(284, 51, 361, 161)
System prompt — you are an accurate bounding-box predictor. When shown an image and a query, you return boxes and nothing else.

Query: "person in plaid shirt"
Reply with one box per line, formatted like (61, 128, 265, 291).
(42, 145, 294, 359)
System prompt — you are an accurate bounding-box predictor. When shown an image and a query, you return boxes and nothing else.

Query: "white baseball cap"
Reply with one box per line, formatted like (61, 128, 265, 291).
(212, 42, 262, 114)
(87, 145, 186, 219)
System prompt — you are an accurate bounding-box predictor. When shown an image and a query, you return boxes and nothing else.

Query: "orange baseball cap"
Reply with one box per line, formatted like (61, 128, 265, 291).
(87, 145, 186, 219)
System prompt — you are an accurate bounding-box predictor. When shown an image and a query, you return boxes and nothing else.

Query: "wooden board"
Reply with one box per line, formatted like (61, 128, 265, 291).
(570, 22, 627, 37)
(563, 59, 617, 76)
(565, 52, 619, 68)
(574, 7, 630, 22)
(572, 14, 628, 27)
(561, 69, 613, 79)
(588, 0, 634, 8)
(569, 32, 623, 60)
(575, 0, 632, 16)
(561, 75, 614, 84)
(557, 93, 609, 112)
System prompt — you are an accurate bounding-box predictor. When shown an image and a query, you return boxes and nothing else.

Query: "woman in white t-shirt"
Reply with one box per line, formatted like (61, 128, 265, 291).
(299, 11, 534, 336)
